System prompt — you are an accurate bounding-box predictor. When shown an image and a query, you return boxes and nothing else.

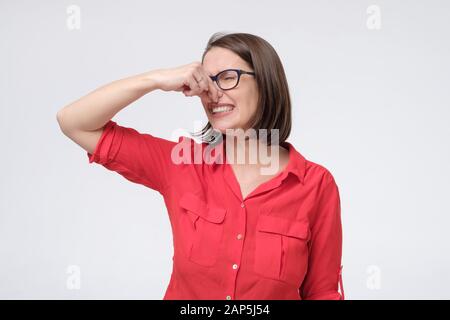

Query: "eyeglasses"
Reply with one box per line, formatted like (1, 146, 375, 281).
(209, 68, 256, 90)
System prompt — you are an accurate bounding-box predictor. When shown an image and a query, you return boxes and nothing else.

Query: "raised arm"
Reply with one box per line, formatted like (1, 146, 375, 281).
(56, 62, 219, 154)
(56, 70, 160, 154)
(56, 63, 219, 193)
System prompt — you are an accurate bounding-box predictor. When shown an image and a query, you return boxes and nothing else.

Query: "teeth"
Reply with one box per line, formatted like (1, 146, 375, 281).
(212, 105, 234, 113)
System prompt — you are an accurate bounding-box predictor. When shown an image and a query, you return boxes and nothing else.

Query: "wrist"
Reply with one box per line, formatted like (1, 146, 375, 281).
(139, 69, 161, 93)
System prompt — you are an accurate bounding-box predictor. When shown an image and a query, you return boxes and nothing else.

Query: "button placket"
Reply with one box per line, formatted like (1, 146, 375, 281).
(225, 200, 246, 301)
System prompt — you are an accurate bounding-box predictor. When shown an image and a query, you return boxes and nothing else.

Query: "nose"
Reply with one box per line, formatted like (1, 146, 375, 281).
(210, 86, 223, 103)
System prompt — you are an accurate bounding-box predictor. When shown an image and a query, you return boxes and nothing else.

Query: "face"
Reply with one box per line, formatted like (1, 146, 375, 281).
(200, 47, 259, 134)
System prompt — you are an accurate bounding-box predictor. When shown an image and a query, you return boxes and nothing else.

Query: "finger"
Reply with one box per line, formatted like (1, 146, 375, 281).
(201, 70, 219, 102)
(184, 76, 200, 96)
(207, 76, 218, 102)
(184, 72, 201, 97)
(193, 70, 208, 95)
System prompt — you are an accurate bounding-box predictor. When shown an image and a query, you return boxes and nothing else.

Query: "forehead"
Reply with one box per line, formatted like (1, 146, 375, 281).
(202, 47, 249, 76)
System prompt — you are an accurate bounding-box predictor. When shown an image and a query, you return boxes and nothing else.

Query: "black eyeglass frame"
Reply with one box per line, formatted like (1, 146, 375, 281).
(209, 68, 256, 90)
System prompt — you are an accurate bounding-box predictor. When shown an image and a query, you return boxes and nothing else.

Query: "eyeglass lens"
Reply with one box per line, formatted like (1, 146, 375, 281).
(217, 70, 239, 90)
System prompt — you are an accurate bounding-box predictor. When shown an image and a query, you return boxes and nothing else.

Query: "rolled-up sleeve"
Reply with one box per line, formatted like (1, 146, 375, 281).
(87, 120, 177, 195)
(300, 171, 345, 300)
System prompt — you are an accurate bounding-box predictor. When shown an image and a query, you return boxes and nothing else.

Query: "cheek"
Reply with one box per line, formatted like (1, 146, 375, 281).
(239, 97, 258, 119)
(234, 101, 257, 130)
(243, 85, 258, 115)
(248, 101, 258, 116)
(237, 89, 257, 114)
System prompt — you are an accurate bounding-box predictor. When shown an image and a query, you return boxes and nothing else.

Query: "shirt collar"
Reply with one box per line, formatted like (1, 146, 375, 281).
(280, 140, 306, 184)
(207, 137, 306, 185)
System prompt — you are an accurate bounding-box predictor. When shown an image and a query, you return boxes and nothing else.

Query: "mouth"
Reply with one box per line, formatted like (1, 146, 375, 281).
(208, 103, 236, 116)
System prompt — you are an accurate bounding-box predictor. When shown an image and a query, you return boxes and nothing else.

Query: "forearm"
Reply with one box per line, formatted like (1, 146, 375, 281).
(57, 69, 161, 132)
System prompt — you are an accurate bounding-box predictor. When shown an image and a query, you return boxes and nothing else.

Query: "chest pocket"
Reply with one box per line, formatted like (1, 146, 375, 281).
(254, 213, 311, 286)
(178, 192, 227, 267)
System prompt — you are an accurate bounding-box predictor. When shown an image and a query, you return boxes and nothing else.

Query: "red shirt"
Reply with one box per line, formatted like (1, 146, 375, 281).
(87, 119, 345, 300)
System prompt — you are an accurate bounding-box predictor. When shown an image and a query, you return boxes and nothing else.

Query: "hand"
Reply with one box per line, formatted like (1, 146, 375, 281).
(153, 62, 219, 102)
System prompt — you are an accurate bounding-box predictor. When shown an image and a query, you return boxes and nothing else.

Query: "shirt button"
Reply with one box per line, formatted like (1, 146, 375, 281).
(240, 203, 245, 208)
(226, 295, 232, 300)
(232, 264, 238, 270)
(237, 234, 243, 240)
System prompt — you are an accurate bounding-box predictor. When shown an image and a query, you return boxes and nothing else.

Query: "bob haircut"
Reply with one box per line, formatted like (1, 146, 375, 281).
(190, 32, 292, 147)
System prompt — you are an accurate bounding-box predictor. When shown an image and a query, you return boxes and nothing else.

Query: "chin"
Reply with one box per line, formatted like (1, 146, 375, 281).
(212, 124, 250, 138)
(210, 124, 229, 134)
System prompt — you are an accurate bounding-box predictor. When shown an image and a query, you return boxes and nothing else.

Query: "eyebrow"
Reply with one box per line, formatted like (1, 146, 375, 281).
(208, 68, 233, 77)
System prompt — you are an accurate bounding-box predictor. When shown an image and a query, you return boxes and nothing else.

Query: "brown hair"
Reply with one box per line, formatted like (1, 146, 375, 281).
(190, 32, 292, 146)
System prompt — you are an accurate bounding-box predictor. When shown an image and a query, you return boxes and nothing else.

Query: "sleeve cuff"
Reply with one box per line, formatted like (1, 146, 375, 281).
(86, 120, 119, 164)
(302, 265, 345, 300)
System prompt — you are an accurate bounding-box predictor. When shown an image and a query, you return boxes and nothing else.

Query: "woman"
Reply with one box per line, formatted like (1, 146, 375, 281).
(56, 32, 345, 300)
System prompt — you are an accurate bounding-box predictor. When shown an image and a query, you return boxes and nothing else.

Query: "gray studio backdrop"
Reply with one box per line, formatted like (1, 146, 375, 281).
(1, 0, 449, 299)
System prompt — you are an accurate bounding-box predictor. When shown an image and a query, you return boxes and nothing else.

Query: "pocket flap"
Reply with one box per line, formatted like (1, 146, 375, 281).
(179, 192, 226, 224)
(257, 215, 310, 240)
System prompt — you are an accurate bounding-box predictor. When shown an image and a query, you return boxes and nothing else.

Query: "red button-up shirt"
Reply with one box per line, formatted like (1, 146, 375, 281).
(87, 119, 345, 300)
